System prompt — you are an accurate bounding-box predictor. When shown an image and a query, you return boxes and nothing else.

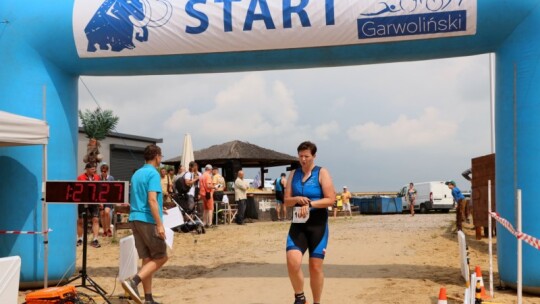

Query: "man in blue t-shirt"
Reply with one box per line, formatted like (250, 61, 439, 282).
(122, 144, 167, 304)
(274, 173, 287, 221)
(446, 180, 466, 232)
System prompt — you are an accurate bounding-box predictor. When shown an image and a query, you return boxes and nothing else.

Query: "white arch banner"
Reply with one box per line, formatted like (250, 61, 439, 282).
(74, 0, 477, 58)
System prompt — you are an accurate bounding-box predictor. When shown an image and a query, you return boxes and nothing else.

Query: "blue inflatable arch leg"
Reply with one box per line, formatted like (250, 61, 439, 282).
(495, 3, 540, 292)
(0, 44, 78, 285)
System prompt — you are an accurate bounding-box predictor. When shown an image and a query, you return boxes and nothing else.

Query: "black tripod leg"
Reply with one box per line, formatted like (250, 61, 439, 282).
(81, 205, 89, 287)
(65, 205, 112, 304)
(81, 276, 111, 303)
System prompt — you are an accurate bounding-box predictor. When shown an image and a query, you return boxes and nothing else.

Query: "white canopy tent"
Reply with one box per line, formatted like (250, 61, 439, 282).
(0, 110, 50, 287)
(0, 110, 49, 146)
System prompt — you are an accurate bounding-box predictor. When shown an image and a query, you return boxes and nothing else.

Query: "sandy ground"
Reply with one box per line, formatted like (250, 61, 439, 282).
(19, 213, 540, 304)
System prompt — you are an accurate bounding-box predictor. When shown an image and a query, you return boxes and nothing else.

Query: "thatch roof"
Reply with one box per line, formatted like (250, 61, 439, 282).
(163, 140, 298, 168)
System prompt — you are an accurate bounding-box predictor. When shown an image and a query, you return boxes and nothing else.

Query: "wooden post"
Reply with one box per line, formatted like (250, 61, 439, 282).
(476, 226, 483, 240)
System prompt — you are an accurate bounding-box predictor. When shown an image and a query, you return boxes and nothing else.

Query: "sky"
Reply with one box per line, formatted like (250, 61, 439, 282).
(78, 54, 493, 192)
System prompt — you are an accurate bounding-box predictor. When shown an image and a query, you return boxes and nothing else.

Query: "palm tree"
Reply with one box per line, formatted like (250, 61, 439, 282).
(79, 108, 119, 166)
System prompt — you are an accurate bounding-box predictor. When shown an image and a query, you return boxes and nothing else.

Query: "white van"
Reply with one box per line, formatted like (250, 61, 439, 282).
(398, 181, 454, 213)
(242, 178, 274, 190)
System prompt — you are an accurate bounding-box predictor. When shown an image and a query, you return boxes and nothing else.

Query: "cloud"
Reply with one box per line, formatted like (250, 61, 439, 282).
(161, 73, 345, 149)
(314, 121, 340, 140)
(347, 107, 458, 149)
(77, 54, 491, 190)
(163, 73, 299, 139)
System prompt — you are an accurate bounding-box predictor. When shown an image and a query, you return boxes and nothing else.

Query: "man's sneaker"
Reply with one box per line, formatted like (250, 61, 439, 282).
(121, 278, 142, 304)
(76, 239, 83, 247)
(91, 239, 101, 248)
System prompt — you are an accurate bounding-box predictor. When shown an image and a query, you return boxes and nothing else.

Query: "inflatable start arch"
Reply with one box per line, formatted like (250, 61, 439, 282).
(1, 0, 540, 291)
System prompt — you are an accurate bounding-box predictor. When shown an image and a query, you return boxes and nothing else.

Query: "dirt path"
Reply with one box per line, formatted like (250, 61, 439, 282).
(19, 213, 540, 303)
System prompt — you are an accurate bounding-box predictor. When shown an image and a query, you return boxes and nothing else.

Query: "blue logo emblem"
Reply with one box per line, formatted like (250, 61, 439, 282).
(85, 0, 173, 52)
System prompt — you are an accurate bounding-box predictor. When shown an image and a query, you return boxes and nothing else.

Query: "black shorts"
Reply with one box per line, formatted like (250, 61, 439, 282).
(275, 191, 284, 203)
(286, 213, 329, 259)
(213, 191, 224, 201)
(78, 205, 99, 218)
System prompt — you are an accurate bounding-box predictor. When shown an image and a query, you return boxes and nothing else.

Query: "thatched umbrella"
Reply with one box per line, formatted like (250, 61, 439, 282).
(163, 140, 298, 184)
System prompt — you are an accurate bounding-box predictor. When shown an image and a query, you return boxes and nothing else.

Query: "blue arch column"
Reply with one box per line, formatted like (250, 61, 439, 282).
(0, 37, 78, 285)
(495, 3, 540, 292)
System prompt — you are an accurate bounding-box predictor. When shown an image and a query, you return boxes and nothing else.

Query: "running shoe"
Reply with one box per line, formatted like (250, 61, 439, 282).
(122, 278, 142, 304)
(91, 239, 101, 248)
(293, 293, 307, 304)
(293, 298, 306, 304)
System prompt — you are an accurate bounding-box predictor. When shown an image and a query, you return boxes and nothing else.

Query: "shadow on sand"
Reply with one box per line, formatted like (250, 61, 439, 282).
(86, 262, 462, 286)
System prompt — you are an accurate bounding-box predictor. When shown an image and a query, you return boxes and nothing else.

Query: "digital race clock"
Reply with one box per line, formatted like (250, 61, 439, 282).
(45, 181, 129, 204)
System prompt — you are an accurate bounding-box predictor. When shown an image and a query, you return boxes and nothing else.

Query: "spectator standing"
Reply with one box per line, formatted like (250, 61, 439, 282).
(76, 163, 102, 248)
(160, 168, 173, 208)
(446, 180, 466, 232)
(462, 168, 473, 223)
(183, 161, 200, 212)
(99, 164, 114, 237)
(332, 195, 341, 218)
(173, 165, 186, 185)
(274, 173, 287, 221)
(167, 167, 175, 193)
(194, 166, 202, 202)
(341, 186, 353, 219)
(406, 182, 417, 217)
(234, 170, 249, 225)
(200, 164, 215, 227)
(212, 167, 226, 201)
(121, 144, 168, 304)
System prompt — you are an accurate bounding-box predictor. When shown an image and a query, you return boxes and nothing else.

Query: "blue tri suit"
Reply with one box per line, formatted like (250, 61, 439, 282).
(286, 166, 329, 259)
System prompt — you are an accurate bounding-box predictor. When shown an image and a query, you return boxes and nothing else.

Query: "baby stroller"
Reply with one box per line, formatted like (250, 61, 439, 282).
(171, 194, 205, 234)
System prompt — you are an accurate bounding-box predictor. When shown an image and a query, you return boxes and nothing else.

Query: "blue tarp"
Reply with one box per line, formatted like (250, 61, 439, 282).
(351, 197, 402, 214)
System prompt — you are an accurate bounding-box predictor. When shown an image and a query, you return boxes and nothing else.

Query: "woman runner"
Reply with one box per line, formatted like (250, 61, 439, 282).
(284, 141, 336, 304)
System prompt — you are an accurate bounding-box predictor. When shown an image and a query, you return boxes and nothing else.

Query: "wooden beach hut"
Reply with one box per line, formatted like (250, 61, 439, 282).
(163, 140, 299, 185)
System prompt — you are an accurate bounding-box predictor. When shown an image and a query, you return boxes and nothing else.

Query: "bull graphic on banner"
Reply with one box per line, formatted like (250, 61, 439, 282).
(85, 0, 172, 52)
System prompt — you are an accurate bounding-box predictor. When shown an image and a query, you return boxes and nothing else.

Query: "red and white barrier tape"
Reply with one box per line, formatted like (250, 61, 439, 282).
(490, 212, 540, 250)
(0, 228, 52, 235)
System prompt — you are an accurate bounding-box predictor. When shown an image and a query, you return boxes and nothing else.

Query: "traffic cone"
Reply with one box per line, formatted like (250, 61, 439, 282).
(437, 287, 448, 304)
(474, 266, 491, 300)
